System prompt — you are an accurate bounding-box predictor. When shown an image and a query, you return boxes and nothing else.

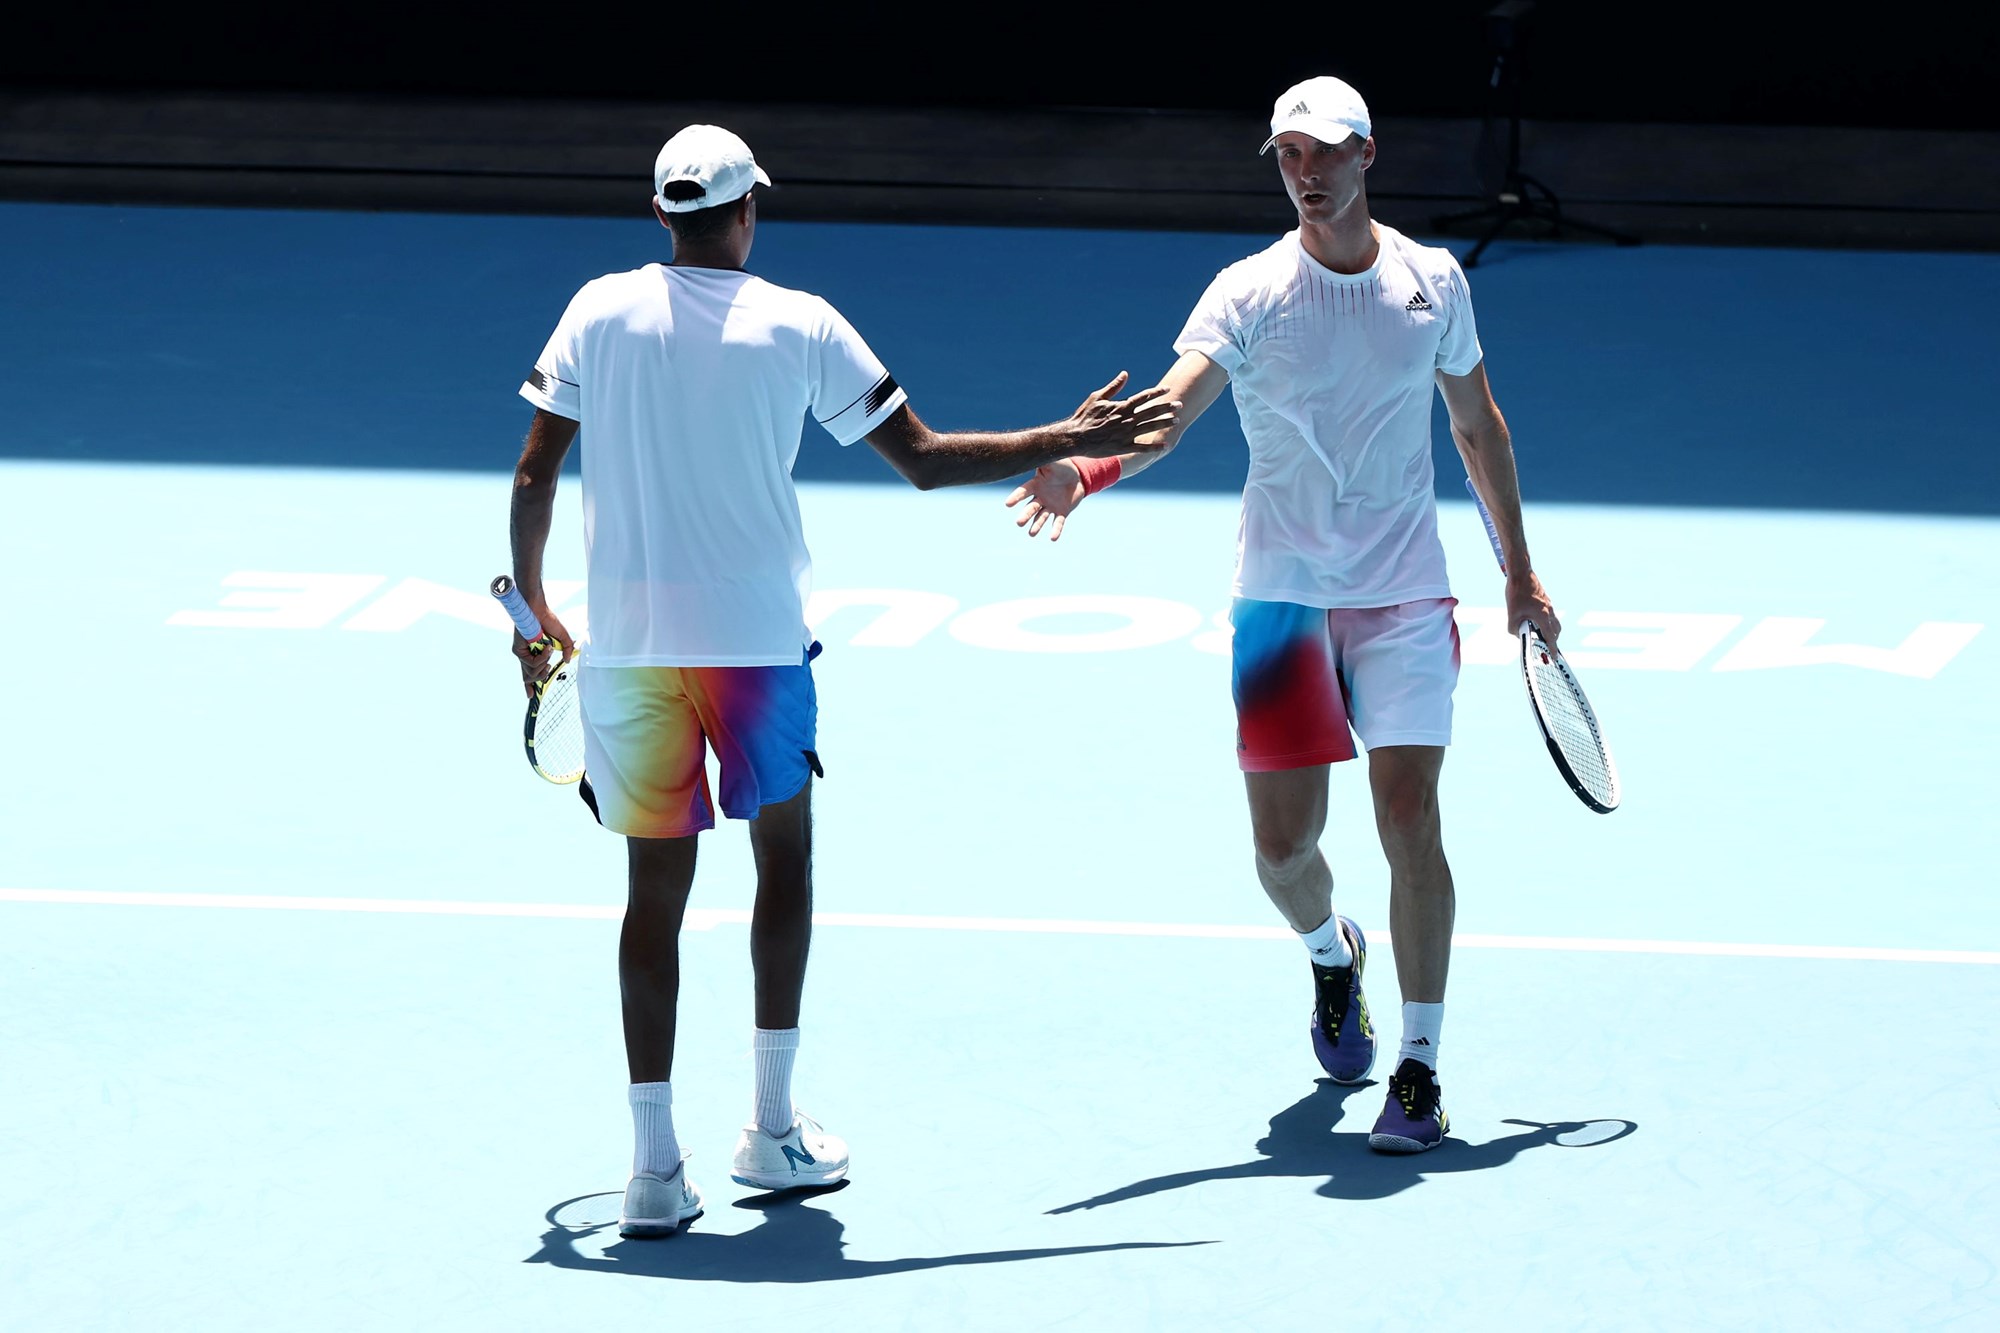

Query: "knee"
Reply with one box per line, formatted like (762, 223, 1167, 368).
(1252, 821, 1320, 876)
(627, 835, 698, 895)
(1375, 780, 1440, 845)
(618, 949, 679, 986)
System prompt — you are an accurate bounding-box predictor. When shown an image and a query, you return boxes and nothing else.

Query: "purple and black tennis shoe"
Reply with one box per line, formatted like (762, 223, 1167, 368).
(1369, 1058, 1449, 1153)
(1309, 915, 1376, 1083)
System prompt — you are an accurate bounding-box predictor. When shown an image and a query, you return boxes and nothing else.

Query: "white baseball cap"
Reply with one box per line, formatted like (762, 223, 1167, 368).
(1259, 76, 1372, 154)
(652, 124, 773, 213)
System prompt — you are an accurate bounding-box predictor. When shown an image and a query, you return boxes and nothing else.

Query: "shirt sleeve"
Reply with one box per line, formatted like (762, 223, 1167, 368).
(1171, 271, 1249, 375)
(1433, 254, 1484, 377)
(810, 300, 907, 446)
(518, 288, 587, 421)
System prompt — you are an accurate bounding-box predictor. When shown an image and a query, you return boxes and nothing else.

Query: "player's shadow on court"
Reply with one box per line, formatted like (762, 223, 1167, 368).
(1048, 1078, 1638, 1213)
(526, 1183, 1208, 1282)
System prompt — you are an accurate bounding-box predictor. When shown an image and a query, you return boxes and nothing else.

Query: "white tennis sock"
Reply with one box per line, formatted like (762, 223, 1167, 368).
(753, 1028, 800, 1137)
(1299, 913, 1353, 969)
(1399, 1002, 1444, 1069)
(629, 1081, 680, 1178)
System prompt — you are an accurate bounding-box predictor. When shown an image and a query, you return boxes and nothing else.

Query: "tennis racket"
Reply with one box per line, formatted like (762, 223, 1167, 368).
(1464, 480, 1621, 813)
(490, 575, 586, 785)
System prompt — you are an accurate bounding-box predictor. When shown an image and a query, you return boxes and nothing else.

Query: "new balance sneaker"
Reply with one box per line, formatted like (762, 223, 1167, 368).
(619, 1158, 703, 1237)
(730, 1112, 850, 1191)
(1369, 1058, 1449, 1154)
(1309, 915, 1376, 1084)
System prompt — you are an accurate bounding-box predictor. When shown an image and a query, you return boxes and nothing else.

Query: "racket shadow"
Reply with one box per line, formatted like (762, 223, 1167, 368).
(526, 1182, 1208, 1282)
(1313, 1113, 1640, 1203)
(1047, 1079, 1639, 1213)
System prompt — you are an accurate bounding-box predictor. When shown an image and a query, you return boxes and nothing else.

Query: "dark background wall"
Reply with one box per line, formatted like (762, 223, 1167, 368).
(12, 0, 1998, 131)
(6, 1, 1997, 511)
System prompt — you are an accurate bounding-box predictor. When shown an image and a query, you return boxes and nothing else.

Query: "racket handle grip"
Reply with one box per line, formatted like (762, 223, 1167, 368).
(1464, 477, 1507, 574)
(489, 575, 546, 642)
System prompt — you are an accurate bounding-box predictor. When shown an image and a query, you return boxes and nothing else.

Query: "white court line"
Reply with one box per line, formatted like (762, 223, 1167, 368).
(5, 887, 1998, 965)
(0, 889, 626, 920)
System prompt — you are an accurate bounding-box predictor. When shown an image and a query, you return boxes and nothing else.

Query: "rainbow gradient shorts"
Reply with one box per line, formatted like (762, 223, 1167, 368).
(577, 647, 821, 838)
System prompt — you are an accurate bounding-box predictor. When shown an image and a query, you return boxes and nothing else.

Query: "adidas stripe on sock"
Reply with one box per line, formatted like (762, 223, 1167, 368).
(630, 1081, 680, 1178)
(1399, 1002, 1443, 1069)
(753, 1028, 800, 1136)
(1299, 914, 1353, 969)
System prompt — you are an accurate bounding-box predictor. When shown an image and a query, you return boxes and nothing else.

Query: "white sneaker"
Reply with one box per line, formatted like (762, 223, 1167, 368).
(619, 1157, 703, 1237)
(730, 1112, 850, 1190)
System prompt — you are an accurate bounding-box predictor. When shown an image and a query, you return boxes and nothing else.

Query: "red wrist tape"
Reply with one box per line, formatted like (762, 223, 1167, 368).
(1075, 455, 1122, 496)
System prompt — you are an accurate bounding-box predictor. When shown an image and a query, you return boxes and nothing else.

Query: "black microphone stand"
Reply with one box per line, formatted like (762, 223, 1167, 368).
(1429, 1, 1641, 268)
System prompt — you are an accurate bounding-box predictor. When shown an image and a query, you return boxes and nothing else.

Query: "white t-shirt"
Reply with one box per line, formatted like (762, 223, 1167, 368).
(1173, 224, 1483, 608)
(520, 264, 907, 666)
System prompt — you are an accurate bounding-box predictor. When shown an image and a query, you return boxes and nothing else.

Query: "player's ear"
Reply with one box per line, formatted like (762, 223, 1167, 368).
(1360, 136, 1376, 171)
(653, 197, 673, 230)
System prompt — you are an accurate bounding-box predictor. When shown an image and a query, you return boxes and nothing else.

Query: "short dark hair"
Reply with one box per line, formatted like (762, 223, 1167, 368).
(662, 182, 746, 243)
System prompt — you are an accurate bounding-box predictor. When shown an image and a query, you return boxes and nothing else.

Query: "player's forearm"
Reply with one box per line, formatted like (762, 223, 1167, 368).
(1090, 353, 1219, 482)
(1105, 422, 1186, 479)
(906, 423, 1092, 489)
(508, 471, 560, 608)
(508, 410, 578, 608)
(1456, 419, 1535, 578)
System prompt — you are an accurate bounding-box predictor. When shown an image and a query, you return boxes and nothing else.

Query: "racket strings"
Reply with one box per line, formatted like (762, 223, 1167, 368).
(1524, 645, 1619, 807)
(529, 662, 587, 782)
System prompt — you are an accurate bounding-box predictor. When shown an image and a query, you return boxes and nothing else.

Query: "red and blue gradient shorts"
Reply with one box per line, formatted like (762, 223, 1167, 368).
(1230, 598, 1461, 770)
(578, 647, 821, 838)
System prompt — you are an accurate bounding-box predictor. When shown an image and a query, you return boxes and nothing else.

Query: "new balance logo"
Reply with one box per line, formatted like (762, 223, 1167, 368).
(781, 1144, 817, 1174)
(1287, 101, 1312, 118)
(1405, 292, 1433, 312)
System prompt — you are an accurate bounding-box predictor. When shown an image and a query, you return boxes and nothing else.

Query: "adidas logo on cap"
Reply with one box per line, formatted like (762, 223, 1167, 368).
(1261, 77, 1372, 155)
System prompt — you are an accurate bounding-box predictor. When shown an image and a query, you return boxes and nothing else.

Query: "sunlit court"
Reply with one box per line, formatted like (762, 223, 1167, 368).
(3, 191, 1995, 1328)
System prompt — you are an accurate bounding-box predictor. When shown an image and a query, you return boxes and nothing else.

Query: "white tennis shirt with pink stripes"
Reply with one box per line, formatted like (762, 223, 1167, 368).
(521, 264, 906, 666)
(1173, 224, 1484, 608)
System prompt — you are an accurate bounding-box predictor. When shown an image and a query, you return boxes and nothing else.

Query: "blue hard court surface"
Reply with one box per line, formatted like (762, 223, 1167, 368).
(2, 202, 1997, 1330)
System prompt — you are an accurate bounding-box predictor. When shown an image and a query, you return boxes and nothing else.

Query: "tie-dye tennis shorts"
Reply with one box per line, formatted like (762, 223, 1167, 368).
(578, 646, 821, 837)
(1230, 598, 1460, 770)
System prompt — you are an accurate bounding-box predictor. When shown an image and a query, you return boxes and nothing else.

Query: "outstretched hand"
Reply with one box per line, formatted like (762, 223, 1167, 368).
(1066, 371, 1179, 458)
(1004, 460, 1084, 541)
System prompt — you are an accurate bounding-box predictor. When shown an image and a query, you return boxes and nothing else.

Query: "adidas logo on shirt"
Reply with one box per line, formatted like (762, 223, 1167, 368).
(1405, 291, 1433, 312)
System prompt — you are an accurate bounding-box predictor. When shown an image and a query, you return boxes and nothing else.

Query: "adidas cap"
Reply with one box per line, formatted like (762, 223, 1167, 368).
(653, 124, 773, 213)
(1259, 76, 1372, 154)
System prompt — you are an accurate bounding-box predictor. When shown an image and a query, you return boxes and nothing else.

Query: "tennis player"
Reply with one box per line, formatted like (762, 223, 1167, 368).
(508, 124, 1178, 1236)
(1005, 77, 1559, 1153)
